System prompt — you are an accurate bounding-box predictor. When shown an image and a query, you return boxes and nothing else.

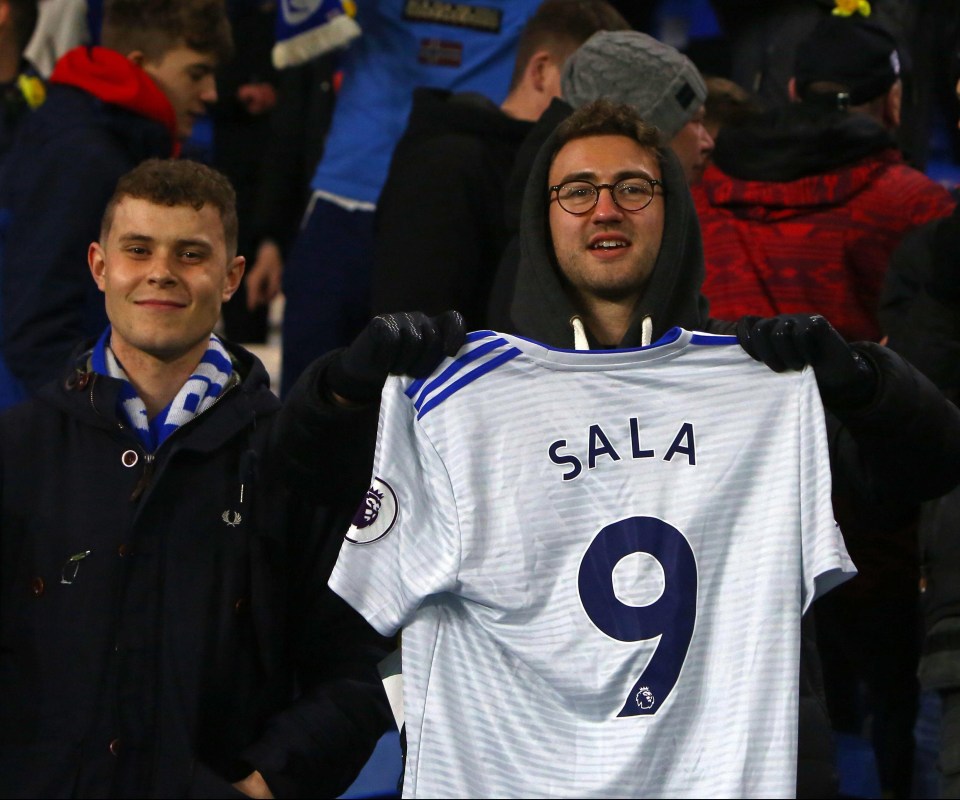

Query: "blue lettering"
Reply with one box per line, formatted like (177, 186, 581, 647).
(549, 439, 582, 481)
(588, 424, 621, 469)
(630, 417, 655, 459)
(664, 422, 696, 465)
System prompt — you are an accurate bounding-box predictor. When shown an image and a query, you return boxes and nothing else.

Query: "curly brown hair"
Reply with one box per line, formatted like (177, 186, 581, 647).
(552, 98, 662, 160)
(101, 159, 239, 257)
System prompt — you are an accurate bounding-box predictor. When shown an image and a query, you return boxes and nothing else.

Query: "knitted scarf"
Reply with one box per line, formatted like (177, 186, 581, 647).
(92, 327, 235, 452)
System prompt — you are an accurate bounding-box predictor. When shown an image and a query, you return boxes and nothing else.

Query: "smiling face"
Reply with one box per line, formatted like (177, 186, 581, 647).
(548, 134, 665, 308)
(139, 43, 218, 139)
(88, 197, 243, 368)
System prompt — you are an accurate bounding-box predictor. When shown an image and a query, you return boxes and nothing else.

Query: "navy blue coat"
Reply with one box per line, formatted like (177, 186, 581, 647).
(0, 342, 392, 798)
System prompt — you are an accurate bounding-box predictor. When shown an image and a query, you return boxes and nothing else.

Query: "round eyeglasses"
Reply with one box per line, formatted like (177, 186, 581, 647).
(549, 178, 662, 215)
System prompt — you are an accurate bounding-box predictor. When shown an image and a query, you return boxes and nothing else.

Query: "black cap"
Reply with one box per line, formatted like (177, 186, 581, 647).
(794, 15, 901, 107)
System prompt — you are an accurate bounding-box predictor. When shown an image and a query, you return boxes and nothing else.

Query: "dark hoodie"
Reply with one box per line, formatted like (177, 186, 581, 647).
(504, 116, 728, 347)
(694, 104, 955, 342)
(0, 46, 178, 409)
(492, 110, 960, 798)
(372, 87, 533, 328)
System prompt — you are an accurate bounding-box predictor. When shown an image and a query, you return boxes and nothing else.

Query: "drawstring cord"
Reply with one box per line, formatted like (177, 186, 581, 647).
(570, 315, 655, 349)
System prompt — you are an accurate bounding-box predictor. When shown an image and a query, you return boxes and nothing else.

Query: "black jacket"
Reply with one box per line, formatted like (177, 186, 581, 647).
(372, 88, 533, 329)
(880, 208, 960, 633)
(0, 342, 392, 798)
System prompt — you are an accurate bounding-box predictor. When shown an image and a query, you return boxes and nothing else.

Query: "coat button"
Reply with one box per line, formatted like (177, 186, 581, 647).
(75, 373, 90, 390)
(109, 738, 121, 756)
(234, 597, 246, 614)
(121, 450, 138, 468)
(118, 543, 130, 557)
(30, 577, 44, 596)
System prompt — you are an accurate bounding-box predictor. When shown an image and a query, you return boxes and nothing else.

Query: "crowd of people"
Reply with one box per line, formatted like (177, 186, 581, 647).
(1, 0, 960, 798)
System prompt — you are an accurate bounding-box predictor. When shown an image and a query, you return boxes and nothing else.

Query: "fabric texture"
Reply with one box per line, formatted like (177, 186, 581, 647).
(0, 45, 177, 408)
(49, 46, 178, 151)
(331, 328, 852, 798)
(694, 105, 955, 343)
(372, 87, 533, 329)
(560, 29, 707, 138)
(92, 328, 235, 451)
(0, 340, 393, 798)
(0, 59, 45, 174)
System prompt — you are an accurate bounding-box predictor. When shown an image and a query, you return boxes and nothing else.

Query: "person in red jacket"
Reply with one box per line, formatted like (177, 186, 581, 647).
(693, 12, 955, 344)
(694, 14, 956, 797)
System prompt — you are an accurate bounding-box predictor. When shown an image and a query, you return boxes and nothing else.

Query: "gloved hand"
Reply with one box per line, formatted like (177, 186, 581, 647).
(326, 311, 466, 403)
(736, 314, 879, 412)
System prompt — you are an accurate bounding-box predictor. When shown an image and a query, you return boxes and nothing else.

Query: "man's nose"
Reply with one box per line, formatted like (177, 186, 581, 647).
(591, 187, 624, 220)
(148, 257, 178, 285)
(201, 76, 218, 105)
(701, 125, 715, 154)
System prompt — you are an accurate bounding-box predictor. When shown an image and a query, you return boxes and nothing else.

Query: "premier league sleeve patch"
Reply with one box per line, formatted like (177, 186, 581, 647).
(346, 477, 399, 544)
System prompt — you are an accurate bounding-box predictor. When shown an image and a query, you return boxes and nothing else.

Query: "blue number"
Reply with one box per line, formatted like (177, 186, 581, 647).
(578, 516, 698, 717)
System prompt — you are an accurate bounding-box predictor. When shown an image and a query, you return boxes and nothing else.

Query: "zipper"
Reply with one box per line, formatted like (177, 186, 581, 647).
(126, 378, 241, 503)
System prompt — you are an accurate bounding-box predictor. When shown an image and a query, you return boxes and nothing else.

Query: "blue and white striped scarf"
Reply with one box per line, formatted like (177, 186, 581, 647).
(272, 0, 361, 69)
(91, 327, 235, 452)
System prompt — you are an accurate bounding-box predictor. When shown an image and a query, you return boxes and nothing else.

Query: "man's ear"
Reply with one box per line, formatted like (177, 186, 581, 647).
(222, 255, 245, 301)
(526, 49, 555, 94)
(0, 1, 11, 30)
(884, 81, 902, 129)
(88, 242, 107, 292)
(787, 78, 800, 103)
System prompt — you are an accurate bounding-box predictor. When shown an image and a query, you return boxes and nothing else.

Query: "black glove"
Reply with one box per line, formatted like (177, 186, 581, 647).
(736, 314, 879, 412)
(326, 311, 467, 403)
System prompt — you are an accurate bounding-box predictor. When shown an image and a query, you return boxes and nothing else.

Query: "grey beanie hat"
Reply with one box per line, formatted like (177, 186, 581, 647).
(561, 30, 707, 139)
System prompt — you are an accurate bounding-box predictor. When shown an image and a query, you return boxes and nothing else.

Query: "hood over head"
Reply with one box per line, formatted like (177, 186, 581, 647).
(508, 119, 710, 348)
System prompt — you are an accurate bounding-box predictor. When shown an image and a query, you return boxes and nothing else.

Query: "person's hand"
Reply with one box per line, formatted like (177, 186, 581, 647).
(245, 240, 283, 310)
(736, 314, 878, 411)
(236, 82, 278, 115)
(233, 769, 274, 799)
(326, 311, 467, 404)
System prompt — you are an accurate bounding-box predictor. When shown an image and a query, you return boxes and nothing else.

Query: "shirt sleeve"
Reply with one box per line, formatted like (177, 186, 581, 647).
(328, 375, 462, 635)
(798, 367, 857, 612)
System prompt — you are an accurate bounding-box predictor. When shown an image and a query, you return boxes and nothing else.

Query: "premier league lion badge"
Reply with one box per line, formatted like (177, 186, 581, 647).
(345, 477, 399, 544)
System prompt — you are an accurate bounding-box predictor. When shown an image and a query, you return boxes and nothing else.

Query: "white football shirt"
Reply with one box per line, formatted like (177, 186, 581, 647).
(329, 328, 855, 799)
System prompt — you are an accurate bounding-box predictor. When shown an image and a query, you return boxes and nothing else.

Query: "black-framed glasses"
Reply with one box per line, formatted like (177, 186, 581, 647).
(549, 178, 663, 215)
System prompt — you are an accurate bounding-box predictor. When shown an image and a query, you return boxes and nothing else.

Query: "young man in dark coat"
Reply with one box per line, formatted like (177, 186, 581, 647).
(500, 98, 960, 797)
(274, 97, 960, 797)
(0, 0, 232, 410)
(0, 159, 403, 798)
